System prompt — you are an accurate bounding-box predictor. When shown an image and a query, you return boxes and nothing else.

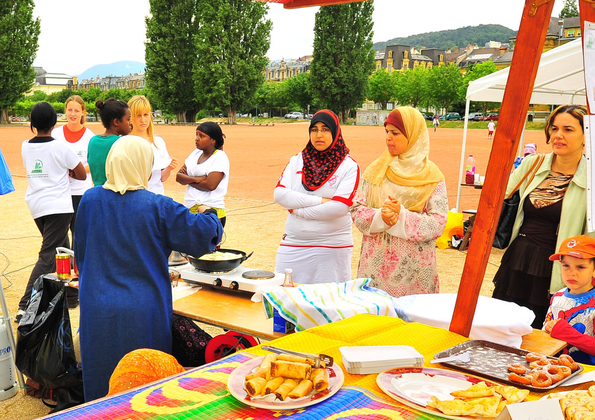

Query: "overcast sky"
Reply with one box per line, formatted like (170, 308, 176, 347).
(33, 0, 565, 76)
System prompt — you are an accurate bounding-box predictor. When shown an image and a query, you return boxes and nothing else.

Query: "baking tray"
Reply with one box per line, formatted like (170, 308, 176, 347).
(433, 340, 583, 392)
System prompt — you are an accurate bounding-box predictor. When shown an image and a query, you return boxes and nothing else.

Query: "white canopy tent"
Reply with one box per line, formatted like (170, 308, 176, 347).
(455, 38, 587, 211)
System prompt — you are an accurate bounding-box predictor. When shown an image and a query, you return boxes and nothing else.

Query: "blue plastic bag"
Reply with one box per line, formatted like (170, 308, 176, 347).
(0, 147, 15, 195)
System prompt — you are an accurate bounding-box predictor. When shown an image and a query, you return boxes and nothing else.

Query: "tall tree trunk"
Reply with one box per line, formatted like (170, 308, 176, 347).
(0, 108, 9, 124)
(176, 111, 187, 123)
(227, 106, 236, 125)
(185, 110, 196, 124)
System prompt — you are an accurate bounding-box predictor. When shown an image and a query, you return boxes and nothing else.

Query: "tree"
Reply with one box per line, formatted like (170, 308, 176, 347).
(309, 2, 375, 123)
(368, 68, 394, 110)
(427, 64, 463, 112)
(461, 61, 498, 112)
(145, 0, 201, 123)
(0, 0, 40, 123)
(194, 0, 272, 125)
(285, 72, 313, 115)
(560, 0, 579, 18)
(393, 67, 430, 108)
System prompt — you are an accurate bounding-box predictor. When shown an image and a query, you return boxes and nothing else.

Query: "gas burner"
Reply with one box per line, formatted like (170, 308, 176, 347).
(195, 268, 236, 275)
(179, 266, 285, 294)
(242, 270, 275, 280)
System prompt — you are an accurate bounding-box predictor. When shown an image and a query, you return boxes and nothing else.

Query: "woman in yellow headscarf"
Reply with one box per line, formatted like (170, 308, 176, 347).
(350, 107, 448, 297)
(74, 135, 222, 402)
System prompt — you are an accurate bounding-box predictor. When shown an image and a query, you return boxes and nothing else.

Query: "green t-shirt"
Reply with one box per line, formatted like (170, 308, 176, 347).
(88, 134, 120, 186)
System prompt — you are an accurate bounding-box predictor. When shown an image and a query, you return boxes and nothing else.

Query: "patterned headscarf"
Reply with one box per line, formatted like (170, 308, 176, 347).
(361, 107, 444, 212)
(301, 110, 349, 191)
(103, 135, 153, 195)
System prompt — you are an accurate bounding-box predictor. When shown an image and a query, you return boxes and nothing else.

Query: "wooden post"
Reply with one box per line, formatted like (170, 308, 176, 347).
(580, 0, 595, 114)
(449, 0, 555, 337)
(283, 0, 369, 8)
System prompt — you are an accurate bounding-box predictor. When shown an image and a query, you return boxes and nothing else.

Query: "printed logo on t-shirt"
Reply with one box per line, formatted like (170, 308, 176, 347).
(32, 160, 43, 173)
(29, 160, 48, 178)
(328, 174, 337, 187)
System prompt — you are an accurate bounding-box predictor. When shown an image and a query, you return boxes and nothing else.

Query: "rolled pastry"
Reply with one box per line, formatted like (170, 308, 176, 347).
(260, 353, 277, 370)
(288, 379, 313, 399)
(277, 354, 314, 365)
(245, 377, 267, 396)
(262, 376, 285, 395)
(271, 361, 311, 380)
(310, 367, 329, 391)
(245, 367, 269, 381)
(275, 378, 298, 401)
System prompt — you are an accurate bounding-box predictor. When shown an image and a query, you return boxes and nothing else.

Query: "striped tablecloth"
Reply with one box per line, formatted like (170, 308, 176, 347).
(41, 314, 593, 419)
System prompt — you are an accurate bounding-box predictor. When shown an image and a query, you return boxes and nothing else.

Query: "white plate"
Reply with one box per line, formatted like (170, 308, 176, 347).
(377, 366, 501, 420)
(227, 355, 344, 410)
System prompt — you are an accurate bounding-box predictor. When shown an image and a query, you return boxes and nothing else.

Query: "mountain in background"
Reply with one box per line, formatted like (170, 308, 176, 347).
(77, 61, 145, 80)
(373, 24, 517, 51)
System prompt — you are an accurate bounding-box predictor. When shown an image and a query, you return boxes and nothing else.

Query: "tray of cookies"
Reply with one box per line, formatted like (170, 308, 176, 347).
(432, 340, 582, 392)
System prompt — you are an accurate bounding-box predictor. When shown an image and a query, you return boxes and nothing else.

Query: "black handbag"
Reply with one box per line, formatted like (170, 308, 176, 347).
(493, 154, 544, 249)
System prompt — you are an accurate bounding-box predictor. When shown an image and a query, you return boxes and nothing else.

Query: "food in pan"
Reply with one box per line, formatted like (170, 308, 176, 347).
(506, 352, 579, 387)
(427, 381, 529, 417)
(198, 251, 240, 261)
(243, 351, 330, 401)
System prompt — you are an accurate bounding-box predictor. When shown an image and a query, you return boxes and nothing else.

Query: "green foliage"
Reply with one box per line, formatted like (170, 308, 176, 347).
(0, 0, 40, 123)
(196, 110, 208, 120)
(284, 72, 313, 114)
(309, 2, 375, 122)
(427, 64, 463, 111)
(560, 0, 579, 18)
(29, 90, 47, 101)
(373, 24, 516, 51)
(146, 0, 201, 122)
(51, 102, 65, 114)
(393, 67, 430, 108)
(368, 68, 394, 109)
(47, 89, 76, 103)
(82, 87, 102, 103)
(461, 61, 498, 112)
(194, 0, 272, 125)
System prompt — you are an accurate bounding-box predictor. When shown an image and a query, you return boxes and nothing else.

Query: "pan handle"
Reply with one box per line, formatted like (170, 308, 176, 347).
(241, 251, 254, 262)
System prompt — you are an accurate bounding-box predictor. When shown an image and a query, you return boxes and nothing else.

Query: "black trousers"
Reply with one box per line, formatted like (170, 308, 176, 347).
(19, 213, 72, 310)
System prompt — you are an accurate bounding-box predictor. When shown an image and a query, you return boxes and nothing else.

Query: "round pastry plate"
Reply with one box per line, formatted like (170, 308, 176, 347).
(228, 355, 344, 410)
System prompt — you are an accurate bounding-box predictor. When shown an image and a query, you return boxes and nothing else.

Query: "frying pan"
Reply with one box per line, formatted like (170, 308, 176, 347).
(183, 249, 254, 272)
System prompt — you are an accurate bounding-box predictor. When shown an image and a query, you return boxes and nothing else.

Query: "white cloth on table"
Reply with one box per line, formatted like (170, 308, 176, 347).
(262, 278, 397, 331)
(393, 293, 535, 348)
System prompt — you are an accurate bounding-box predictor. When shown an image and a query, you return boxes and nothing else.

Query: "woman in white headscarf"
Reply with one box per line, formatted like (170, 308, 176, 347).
(350, 107, 448, 298)
(74, 135, 222, 402)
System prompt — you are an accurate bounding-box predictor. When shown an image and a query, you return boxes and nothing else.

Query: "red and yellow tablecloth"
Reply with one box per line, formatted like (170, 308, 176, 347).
(40, 314, 591, 419)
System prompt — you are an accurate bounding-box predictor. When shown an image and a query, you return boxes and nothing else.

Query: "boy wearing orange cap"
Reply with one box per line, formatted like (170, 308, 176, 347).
(545, 235, 595, 364)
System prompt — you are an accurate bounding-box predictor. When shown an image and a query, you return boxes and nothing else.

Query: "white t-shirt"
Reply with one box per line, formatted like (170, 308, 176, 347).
(148, 135, 172, 195)
(274, 153, 360, 247)
(488, 122, 496, 131)
(51, 125, 94, 195)
(22, 138, 80, 219)
(183, 148, 229, 209)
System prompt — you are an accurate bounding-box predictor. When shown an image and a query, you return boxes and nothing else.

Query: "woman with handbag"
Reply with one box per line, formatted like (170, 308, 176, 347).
(492, 104, 591, 328)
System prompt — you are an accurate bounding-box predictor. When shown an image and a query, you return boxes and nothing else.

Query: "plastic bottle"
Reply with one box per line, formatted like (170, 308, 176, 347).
(282, 268, 294, 287)
(465, 155, 476, 185)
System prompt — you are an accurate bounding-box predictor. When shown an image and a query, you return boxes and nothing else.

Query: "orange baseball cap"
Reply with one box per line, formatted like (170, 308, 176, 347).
(549, 235, 595, 261)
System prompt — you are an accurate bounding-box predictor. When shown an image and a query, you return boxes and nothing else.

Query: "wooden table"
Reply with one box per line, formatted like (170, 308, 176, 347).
(173, 285, 567, 355)
(173, 285, 284, 341)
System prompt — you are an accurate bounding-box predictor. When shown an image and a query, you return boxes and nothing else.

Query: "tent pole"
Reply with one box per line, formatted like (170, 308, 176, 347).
(456, 99, 471, 212)
(450, 0, 554, 337)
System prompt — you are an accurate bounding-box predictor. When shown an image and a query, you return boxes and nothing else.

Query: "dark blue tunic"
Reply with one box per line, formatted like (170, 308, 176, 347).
(74, 187, 222, 401)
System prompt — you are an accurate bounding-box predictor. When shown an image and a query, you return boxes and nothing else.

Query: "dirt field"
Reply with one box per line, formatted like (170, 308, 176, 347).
(0, 121, 550, 419)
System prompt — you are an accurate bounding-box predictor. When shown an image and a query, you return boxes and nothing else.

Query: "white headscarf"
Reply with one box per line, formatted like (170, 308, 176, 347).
(103, 135, 153, 195)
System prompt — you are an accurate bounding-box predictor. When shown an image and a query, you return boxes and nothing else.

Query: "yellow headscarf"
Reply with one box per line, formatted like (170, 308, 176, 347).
(103, 135, 153, 195)
(362, 106, 444, 212)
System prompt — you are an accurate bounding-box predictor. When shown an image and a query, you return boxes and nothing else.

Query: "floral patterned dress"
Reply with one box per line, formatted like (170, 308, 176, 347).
(350, 180, 448, 297)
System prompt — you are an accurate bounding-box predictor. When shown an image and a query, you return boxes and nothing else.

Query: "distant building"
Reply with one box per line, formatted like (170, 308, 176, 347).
(264, 57, 311, 81)
(510, 16, 580, 52)
(28, 67, 73, 95)
(375, 44, 445, 72)
(67, 72, 145, 91)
